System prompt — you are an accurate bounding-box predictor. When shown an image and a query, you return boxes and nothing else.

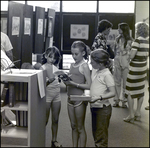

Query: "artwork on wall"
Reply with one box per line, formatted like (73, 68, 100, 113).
(24, 18, 31, 35)
(12, 16, 20, 36)
(70, 24, 89, 40)
(47, 16, 53, 37)
(37, 18, 43, 35)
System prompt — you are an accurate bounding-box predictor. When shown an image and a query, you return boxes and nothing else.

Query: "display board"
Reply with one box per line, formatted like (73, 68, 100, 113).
(33, 6, 45, 54)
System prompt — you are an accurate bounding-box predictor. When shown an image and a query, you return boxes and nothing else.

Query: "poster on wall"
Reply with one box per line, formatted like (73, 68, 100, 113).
(37, 19, 43, 35)
(48, 16, 53, 37)
(24, 18, 31, 35)
(70, 24, 89, 40)
(12, 16, 20, 36)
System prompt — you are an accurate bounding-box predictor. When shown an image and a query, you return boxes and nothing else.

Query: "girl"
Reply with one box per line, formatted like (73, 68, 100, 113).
(40, 46, 62, 147)
(113, 23, 133, 108)
(123, 22, 149, 123)
(63, 41, 91, 147)
(90, 49, 115, 147)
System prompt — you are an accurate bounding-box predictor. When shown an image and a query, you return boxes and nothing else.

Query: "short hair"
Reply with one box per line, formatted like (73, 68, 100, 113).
(135, 22, 149, 38)
(97, 19, 113, 33)
(90, 48, 110, 63)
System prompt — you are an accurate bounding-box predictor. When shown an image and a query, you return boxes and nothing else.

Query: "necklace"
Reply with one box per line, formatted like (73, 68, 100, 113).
(73, 60, 84, 67)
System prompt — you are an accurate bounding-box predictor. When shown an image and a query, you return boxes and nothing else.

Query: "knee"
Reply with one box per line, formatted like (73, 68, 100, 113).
(77, 126, 84, 134)
(52, 118, 59, 125)
(71, 124, 78, 132)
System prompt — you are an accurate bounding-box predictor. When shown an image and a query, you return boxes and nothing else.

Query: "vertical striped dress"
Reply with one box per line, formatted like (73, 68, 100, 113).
(125, 36, 149, 99)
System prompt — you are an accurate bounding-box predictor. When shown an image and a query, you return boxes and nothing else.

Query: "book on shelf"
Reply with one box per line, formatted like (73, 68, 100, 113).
(1, 86, 9, 107)
(19, 111, 24, 127)
(5, 110, 16, 125)
(16, 111, 20, 126)
(8, 82, 15, 107)
(23, 111, 28, 127)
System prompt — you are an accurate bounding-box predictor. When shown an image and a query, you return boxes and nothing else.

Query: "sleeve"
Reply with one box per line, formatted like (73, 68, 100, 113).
(104, 74, 115, 87)
(131, 39, 139, 51)
(5, 34, 13, 52)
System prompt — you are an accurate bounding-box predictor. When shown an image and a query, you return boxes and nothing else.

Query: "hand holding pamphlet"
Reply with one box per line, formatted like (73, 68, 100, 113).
(54, 70, 72, 81)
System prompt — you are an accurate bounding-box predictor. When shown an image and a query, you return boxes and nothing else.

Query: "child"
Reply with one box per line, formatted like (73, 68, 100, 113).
(63, 40, 92, 147)
(40, 46, 62, 147)
(89, 49, 115, 147)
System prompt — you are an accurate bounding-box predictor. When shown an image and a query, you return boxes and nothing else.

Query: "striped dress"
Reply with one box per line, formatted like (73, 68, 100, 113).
(125, 36, 149, 99)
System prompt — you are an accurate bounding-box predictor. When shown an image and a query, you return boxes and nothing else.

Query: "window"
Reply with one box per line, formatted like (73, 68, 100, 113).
(62, 1, 97, 13)
(98, 1, 135, 13)
(27, 1, 60, 12)
(1, 1, 25, 11)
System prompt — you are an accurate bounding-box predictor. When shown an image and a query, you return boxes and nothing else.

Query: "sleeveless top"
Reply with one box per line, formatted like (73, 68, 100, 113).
(67, 61, 86, 96)
(41, 64, 60, 87)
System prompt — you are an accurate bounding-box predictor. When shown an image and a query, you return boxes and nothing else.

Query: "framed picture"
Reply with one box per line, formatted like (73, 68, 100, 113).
(47, 16, 53, 37)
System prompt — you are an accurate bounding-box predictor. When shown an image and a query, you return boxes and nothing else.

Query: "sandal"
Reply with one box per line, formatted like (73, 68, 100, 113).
(113, 102, 120, 107)
(121, 102, 127, 108)
(51, 141, 62, 147)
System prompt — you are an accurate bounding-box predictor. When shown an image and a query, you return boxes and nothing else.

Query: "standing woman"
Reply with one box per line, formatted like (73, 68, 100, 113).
(123, 22, 149, 123)
(113, 23, 133, 108)
(91, 19, 114, 75)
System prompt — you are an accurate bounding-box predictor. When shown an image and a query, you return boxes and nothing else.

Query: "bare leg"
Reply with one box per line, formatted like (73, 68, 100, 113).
(126, 94, 134, 118)
(75, 103, 87, 147)
(51, 101, 61, 142)
(46, 102, 51, 125)
(68, 104, 79, 147)
(135, 97, 144, 116)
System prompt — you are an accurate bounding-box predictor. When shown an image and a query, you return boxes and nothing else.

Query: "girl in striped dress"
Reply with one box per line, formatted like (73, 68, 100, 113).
(123, 22, 149, 123)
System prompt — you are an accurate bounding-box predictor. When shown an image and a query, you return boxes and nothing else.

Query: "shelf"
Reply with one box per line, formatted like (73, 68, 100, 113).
(1, 125, 28, 138)
(2, 102, 28, 111)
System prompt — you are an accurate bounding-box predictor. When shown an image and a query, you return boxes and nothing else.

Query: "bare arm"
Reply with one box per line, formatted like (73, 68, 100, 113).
(64, 63, 92, 89)
(6, 50, 13, 61)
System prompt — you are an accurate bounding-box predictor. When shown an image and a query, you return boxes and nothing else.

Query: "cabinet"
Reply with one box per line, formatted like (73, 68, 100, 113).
(1, 69, 46, 147)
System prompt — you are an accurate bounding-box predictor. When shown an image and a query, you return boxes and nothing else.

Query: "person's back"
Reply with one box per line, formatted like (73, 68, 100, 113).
(1, 32, 13, 61)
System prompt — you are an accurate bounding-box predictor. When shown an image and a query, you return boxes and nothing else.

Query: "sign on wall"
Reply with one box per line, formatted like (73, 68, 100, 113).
(70, 24, 89, 40)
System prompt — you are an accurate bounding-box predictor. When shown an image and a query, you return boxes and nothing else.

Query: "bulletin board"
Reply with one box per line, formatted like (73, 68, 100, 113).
(33, 6, 45, 54)
(21, 4, 33, 65)
(62, 14, 96, 52)
(7, 1, 24, 68)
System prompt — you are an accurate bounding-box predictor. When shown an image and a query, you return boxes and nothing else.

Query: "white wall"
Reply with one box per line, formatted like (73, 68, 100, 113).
(135, 1, 149, 24)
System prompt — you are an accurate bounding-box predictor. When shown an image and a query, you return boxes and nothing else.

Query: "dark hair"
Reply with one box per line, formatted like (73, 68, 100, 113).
(71, 40, 89, 60)
(42, 46, 61, 66)
(117, 22, 133, 48)
(97, 19, 113, 33)
(91, 49, 110, 68)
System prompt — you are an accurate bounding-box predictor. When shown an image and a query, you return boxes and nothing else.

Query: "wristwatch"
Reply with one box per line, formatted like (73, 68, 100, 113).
(100, 95, 103, 101)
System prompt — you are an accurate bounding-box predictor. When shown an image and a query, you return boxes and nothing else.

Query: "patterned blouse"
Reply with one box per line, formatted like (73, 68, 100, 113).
(91, 32, 107, 51)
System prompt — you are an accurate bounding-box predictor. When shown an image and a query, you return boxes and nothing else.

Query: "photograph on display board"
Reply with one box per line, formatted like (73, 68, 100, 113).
(47, 16, 53, 37)
(37, 18, 43, 35)
(24, 18, 31, 35)
(12, 16, 20, 36)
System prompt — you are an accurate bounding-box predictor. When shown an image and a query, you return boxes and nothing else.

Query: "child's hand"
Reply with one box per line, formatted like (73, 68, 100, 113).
(90, 96, 100, 103)
(63, 80, 72, 86)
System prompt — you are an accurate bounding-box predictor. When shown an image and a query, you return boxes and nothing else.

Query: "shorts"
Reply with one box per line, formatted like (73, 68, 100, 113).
(46, 85, 61, 103)
(67, 97, 88, 107)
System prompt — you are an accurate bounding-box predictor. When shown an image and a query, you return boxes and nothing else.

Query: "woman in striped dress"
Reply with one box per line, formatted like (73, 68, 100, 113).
(123, 22, 149, 123)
